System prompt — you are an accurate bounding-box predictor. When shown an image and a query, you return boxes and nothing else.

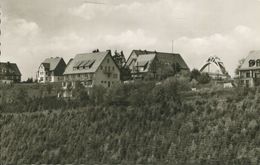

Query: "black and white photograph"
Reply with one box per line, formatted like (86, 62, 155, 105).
(0, 0, 259, 164)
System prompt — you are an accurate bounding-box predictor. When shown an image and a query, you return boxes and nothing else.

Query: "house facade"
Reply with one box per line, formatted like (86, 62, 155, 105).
(62, 50, 120, 95)
(238, 50, 260, 87)
(125, 50, 190, 80)
(0, 62, 21, 84)
(36, 57, 66, 83)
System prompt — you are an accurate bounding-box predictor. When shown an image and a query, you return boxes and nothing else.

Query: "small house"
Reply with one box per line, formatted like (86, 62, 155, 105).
(36, 57, 66, 83)
(125, 50, 190, 80)
(0, 62, 21, 84)
(238, 50, 260, 87)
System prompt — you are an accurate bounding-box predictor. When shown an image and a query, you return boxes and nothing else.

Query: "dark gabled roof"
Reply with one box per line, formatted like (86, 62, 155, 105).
(42, 63, 50, 69)
(155, 52, 189, 70)
(127, 50, 190, 70)
(42, 57, 63, 71)
(0, 62, 22, 76)
(63, 50, 111, 75)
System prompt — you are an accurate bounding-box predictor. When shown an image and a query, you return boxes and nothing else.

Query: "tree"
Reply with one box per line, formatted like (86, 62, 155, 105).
(190, 69, 201, 81)
(120, 67, 132, 81)
(197, 73, 211, 84)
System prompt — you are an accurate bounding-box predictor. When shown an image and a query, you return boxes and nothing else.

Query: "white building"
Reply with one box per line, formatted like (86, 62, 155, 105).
(62, 50, 121, 97)
(238, 50, 260, 87)
(37, 57, 66, 83)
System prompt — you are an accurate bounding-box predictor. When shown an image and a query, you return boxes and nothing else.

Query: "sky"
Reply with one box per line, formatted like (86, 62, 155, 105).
(1, 0, 260, 80)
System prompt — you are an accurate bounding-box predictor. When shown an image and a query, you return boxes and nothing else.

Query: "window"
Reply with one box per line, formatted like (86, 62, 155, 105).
(86, 80, 93, 86)
(100, 66, 103, 70)
(112, 66, 115, 71)
(107, 59, 110, 63)
(113, 74, 118, 79)
(256, 73, 260, 78)
(246, 80, 250, 87)
(246, 72, 251, 78)
(249, 60, 255, 67)
(256, 60, 260, 67)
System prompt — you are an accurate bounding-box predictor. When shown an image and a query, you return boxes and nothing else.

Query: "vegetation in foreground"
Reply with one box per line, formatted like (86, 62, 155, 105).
(0, 77, 259, 164)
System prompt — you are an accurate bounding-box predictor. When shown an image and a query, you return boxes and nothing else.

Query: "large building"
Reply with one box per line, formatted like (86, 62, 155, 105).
(238, 50, 260, 87)
(36, 57, 66, 83)
(62, 50, 120, 92)
(125, 50, 190, 80)
(0, 62, 21, 84)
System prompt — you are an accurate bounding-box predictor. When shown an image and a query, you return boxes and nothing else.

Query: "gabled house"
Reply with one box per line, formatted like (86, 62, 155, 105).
(62, 50, 120, 91)
(238, 50, 260, 87)
(36, 57, 66, 83)
(125, 50, 190, 80)
(0, 62, 21, 84)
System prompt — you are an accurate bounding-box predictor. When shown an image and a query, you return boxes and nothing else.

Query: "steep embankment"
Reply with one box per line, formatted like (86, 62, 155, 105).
(1, 87, 259, 164)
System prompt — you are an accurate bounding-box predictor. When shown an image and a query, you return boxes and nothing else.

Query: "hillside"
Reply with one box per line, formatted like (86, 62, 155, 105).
(0, 79, 259, 164)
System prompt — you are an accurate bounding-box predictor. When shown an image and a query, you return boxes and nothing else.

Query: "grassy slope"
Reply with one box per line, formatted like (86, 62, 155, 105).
(1, 87, 259, 164)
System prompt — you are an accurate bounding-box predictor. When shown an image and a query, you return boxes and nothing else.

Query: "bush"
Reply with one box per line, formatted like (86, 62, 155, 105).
(197, 73, 211, 84)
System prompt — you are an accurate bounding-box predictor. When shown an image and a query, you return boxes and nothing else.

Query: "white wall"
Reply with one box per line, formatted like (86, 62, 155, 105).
(94, 54, 121, 88)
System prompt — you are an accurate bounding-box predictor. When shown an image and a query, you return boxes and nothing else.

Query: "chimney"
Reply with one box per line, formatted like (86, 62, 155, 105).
(92, 49, 100, 53)
(106, 49, 111, 54)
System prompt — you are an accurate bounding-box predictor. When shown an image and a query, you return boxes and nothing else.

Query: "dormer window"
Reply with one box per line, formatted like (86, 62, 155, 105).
(249, 60, 255, 67)
(73, 60, 95, 70)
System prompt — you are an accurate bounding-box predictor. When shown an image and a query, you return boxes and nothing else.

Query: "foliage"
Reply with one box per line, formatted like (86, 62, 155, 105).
(190, 69, 201, 81)
(0, 82, 259, 164)
(190, 69, 211, 84)
(197, 73, 211, 84)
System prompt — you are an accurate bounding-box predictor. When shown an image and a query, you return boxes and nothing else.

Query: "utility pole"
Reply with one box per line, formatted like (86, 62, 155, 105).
(0, 5, 2, 57)
(171, 40, 174, 53)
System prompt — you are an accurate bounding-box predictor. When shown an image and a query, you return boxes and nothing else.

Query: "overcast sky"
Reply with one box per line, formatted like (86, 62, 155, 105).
(1, 0, 260, 80)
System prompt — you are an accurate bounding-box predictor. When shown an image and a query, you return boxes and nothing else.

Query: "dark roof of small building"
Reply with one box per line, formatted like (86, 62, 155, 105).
(0, 62, 22, 76)
(239, 50, 260, 70)
(63, 50, 111, 75)
(42, 57, 63, 71)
